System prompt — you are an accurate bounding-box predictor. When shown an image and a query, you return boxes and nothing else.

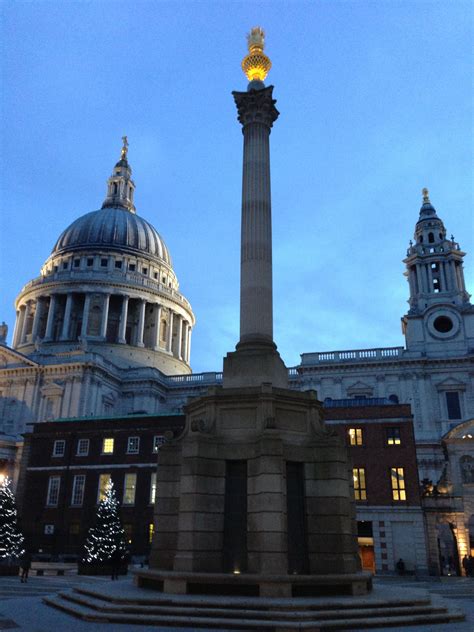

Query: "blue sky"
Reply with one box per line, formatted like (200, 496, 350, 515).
(1, 1, 473, 373)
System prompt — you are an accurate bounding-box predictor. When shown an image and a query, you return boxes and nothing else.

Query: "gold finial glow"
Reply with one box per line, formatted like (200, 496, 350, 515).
(121, 135, 129, 160)
(422, 187, 430, 203)
(241, 27, 272, 82)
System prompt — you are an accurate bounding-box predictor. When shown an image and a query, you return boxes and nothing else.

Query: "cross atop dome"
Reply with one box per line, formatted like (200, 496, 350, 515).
(102, 138, 136, 213)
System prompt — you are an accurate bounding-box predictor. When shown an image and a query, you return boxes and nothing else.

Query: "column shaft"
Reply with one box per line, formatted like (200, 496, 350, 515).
(176, 315, 183, 359)
(12, 310, 20, 348)
(153, 304, 162, 350)
(100, 294, 111, 339)
(31, 298, 43, 342)
(44, 295, 57, 341)
(80, 294, 91, 337)
(167, 310, 174, 353)
(20, 302, 32, 344)
(137, 299, 146, 347)
(60, 294, 73, 340)
(181, 321, 188, 361)
(118, 296, 129, 343)
(186, 326, 192, 363)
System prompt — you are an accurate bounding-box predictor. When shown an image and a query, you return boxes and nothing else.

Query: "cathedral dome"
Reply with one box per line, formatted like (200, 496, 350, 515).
(51, 206, 172, 266)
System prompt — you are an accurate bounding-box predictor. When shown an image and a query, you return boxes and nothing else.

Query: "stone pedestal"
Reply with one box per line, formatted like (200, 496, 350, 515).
(149, 384, 366, 595)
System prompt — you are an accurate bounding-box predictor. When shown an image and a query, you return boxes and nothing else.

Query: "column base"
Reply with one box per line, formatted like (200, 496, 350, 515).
(223, 340, 288, 389)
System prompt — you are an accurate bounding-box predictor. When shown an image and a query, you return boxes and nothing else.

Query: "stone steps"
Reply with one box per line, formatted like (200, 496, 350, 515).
(43, 586, 466, 630)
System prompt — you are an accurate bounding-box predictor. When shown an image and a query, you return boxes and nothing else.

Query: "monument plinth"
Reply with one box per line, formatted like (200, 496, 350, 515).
(142, 28, 370, 598)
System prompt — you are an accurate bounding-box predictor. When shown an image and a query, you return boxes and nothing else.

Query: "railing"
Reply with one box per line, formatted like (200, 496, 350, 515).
(20, 271, 192, 310)
(166, 372, 223, 387)
(300, 346, 404, 365)
(324, 397, 394, 408)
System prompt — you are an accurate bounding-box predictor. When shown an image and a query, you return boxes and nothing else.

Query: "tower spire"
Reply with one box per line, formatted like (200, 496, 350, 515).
(102, 137, 136, 213)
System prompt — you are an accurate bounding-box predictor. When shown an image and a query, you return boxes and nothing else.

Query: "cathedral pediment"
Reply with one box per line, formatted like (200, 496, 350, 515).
(41, 382, 64, 397)
(443, 419, 474, 440)
(0, 346, 38, 369)
(347, 381, 373, 396)
(435, 377, 466, 391)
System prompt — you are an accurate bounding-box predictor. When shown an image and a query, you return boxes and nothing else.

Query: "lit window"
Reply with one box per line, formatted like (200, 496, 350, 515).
(123, 473, 137, 505)
(352, 467, 366, 500)
(76, 438, 89, 456)
(153, 435, 165, 453)
(71, 475, 86, 506)
(391, 467, 406, 501)
(102, 438, 114, 454)
(150, 472, 157, 504)
(386, 427, 401, 445)
(348, 428, 363, 446)
(97, 474, 111, 502)
(446, 392, 461, 420)
(127, 437, 140, 454)
(52, 440, 66, 457)
(148, 522, 154, 544)
(46, 476, 61, 506)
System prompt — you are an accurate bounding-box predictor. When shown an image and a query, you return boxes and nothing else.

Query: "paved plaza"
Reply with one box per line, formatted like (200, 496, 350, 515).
(0, 572, 473, 631)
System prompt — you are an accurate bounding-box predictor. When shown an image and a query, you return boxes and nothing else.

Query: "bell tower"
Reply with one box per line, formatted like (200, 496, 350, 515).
(402, 189, 474, 355)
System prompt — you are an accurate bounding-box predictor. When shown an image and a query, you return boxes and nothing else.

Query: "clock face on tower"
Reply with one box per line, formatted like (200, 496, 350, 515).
(425, 308, 461, 340)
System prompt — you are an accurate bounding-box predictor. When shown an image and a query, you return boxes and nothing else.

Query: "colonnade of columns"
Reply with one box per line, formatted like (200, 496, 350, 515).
(409, 258, 465, 297)
(13, 292, 192, 363)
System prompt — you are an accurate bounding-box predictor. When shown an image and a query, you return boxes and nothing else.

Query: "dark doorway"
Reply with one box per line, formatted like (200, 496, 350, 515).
(286, 461, 309, 574)
(223, 460, 247, 573)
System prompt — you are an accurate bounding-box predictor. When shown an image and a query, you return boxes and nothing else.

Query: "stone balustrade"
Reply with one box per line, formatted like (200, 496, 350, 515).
(300, 346, 404, 365)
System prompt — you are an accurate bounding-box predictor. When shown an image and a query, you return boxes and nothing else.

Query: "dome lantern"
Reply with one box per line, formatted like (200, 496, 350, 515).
(102, 136, 136, 213)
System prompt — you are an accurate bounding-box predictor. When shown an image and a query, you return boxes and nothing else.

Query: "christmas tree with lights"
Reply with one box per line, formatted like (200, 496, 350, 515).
(0, 477, 25, 563)
(83, 479, 126, 564)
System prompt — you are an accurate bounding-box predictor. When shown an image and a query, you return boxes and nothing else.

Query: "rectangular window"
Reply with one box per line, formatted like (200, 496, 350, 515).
(142, 267, 148, 275)
(46, 476, 61, 506)
(76, 438, 89, 456)
(52, 440, 66, 457)
(114, 260, 122, 269)
(97, 474, 111, 502)
(102, 437, 114, 454)
(127, 436, 140, 454)
(128, 263, 136, 272)
(62, 261, 68, 270)
(87, 257, 94, 267)
(153, 435, 165, 453)
(123, 473, 137, 505)
(148, 522, 154, 544)
(69, 523, 80, 536)
(348, 428, 363, 446)
(154, 272, 158, 280)
(73, 258, 80, 268)
(71, 474, 86, 506)
(446, 392, 461, 420)
(353, 467, 367, 500)
(149, 472, 157, 504)
(391, 467, 406, 501)
(101, 258, 108, 267)
(386, 427, 401, 445)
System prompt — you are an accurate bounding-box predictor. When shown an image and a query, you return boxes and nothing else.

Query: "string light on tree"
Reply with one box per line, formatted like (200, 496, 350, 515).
(0, 477, 25, 562)
(83, 479, 126, 564)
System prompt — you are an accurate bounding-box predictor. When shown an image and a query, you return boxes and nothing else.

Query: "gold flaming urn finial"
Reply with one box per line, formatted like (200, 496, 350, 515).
(121, 135, 129, 160)
(241, 27, 272, 82)
(422, 187, 430, 203)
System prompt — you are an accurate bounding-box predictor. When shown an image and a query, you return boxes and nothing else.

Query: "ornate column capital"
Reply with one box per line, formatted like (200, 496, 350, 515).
(232, 85, 279, 129)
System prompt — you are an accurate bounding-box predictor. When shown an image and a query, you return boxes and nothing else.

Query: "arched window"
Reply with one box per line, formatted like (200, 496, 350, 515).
(428, 233, 434, 243)
(388, 394, 399, 404)
(419, 235, 423, 243)
(113, 182, 118, 194)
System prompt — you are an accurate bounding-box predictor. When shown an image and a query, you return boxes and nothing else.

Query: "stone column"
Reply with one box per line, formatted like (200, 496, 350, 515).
(449, 260, 458, 292)
(137, 299, 146, 347)
(186, 326, 192, 363)
(12, 310, 20, 348)
(415, 263, 424, 293)
(31, 298, 43, 342)
(80, 294, 91, 338)
(44, 295, 57, 341)
(427, 264, 434, 293)
(99, 294, 111, 339)
(167, 310, 174, 354)
(118, 296, 129, 344)
(181, 321, 188, 361)
(60, 293, 73, 340)
(153, 304, 162, 351)
(20, 302, 32, 344)
(233, 86, 278, 347)
(176, 315, 183, 359)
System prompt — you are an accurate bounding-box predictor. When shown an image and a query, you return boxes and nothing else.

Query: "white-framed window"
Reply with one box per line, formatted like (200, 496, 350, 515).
(123, 473, 137, 505)
(102, 437, 114, 454)
(71, 475, 86, 506)
(97, 474, 111, 502)
(150, 472, 157, 504)
(127, 436, 140, 454)
(46, 476, 61, 506)
(52, 440, 66, 457)
(153, 435, 165, 453)
(76, 438, 89, 456)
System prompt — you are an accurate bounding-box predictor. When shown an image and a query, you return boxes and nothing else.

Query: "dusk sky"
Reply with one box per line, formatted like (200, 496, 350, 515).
(1, 1, 472, 374)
